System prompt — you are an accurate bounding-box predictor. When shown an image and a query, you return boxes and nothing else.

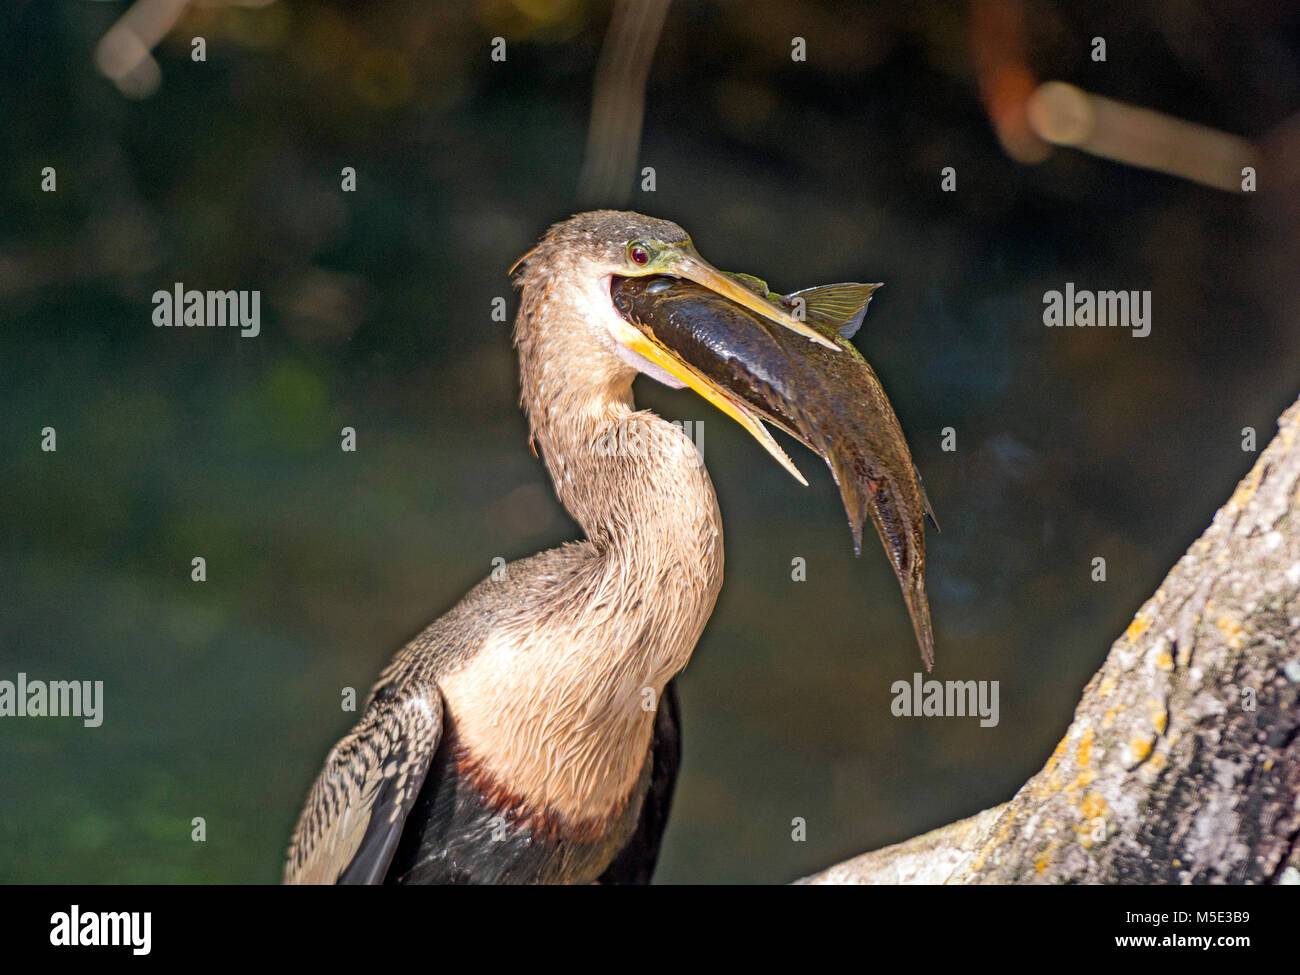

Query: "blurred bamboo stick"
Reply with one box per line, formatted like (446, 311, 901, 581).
(577, 0, 671, 207)
(1027, 81, 1257, 193)
(95, 0, 191, 98)
(95, 0, 277, 99)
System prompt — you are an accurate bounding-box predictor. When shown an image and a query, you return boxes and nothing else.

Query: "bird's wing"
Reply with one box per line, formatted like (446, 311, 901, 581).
(284, 680, 443, 885)
(596, 679, 682, 885)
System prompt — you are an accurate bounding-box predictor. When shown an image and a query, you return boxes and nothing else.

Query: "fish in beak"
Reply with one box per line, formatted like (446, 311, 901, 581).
(654, 250, 839, 350)
(610, 273, 938, 670)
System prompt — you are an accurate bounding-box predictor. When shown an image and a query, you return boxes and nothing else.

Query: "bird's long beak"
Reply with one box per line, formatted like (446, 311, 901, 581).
(661, 252, 839, 351)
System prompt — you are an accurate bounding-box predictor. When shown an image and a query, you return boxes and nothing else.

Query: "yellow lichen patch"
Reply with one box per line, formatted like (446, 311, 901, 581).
(1129, 735, 1153, 763)
(1155, 650, 1174, 671)
(1038, 734, 1069, 780)
(1080, 792, 1108, 821)
(1150, 701, 1168, 735)
(1098, 674, 1118, 698)
(1029, 767, 1063, 801)
(1074, 819, 1101, 849)
(1147, 750, 1166, 771)
(1103, 706, 1118, 727)
(1215, 614, 1245, 650)
(1072, 767, 1096, 791)
(1076, 727, 1095, 767)
(1035, 847, 1054, 874)
(958, 809, 1020, 878)
(1226, 463, 1263, 513)
(1125, 613, 1151, 643)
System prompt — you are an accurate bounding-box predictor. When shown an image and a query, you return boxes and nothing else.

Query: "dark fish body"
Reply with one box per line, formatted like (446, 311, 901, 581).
(612, 274, 935, 669)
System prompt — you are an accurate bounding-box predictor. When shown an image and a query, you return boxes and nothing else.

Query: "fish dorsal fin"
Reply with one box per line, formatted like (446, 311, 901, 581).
(787, 282, 881, 339)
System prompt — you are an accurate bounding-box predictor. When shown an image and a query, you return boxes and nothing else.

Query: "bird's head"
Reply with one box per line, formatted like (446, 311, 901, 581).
(514, 210, 833, 367)
(513, 210, 837, 457)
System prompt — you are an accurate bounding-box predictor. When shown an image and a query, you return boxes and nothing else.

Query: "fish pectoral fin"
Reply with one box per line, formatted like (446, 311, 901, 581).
(915, 465, 940, 532)
(724, 271, 773, 298)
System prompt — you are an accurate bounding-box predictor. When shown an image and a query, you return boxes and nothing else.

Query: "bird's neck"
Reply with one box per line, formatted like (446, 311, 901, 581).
(516, 297, 724, 590)
(438, 326, 726, 825)
(525, 367, 726, 664)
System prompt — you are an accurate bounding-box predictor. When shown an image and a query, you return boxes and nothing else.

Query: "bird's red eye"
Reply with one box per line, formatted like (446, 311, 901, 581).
(630, 245, 649, 266)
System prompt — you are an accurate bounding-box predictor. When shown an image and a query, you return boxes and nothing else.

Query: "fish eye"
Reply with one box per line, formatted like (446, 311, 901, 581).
(628, 242, 651, 266)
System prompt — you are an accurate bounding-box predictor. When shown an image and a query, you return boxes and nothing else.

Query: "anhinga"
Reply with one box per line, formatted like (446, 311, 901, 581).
(285, 210, 934, 885)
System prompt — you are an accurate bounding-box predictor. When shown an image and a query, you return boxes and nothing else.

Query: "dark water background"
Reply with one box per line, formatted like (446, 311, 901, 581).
(1, 0, 1298, 883)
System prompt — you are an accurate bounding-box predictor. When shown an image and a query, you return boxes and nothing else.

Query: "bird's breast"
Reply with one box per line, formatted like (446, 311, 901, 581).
(436, 628, 664, 825)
